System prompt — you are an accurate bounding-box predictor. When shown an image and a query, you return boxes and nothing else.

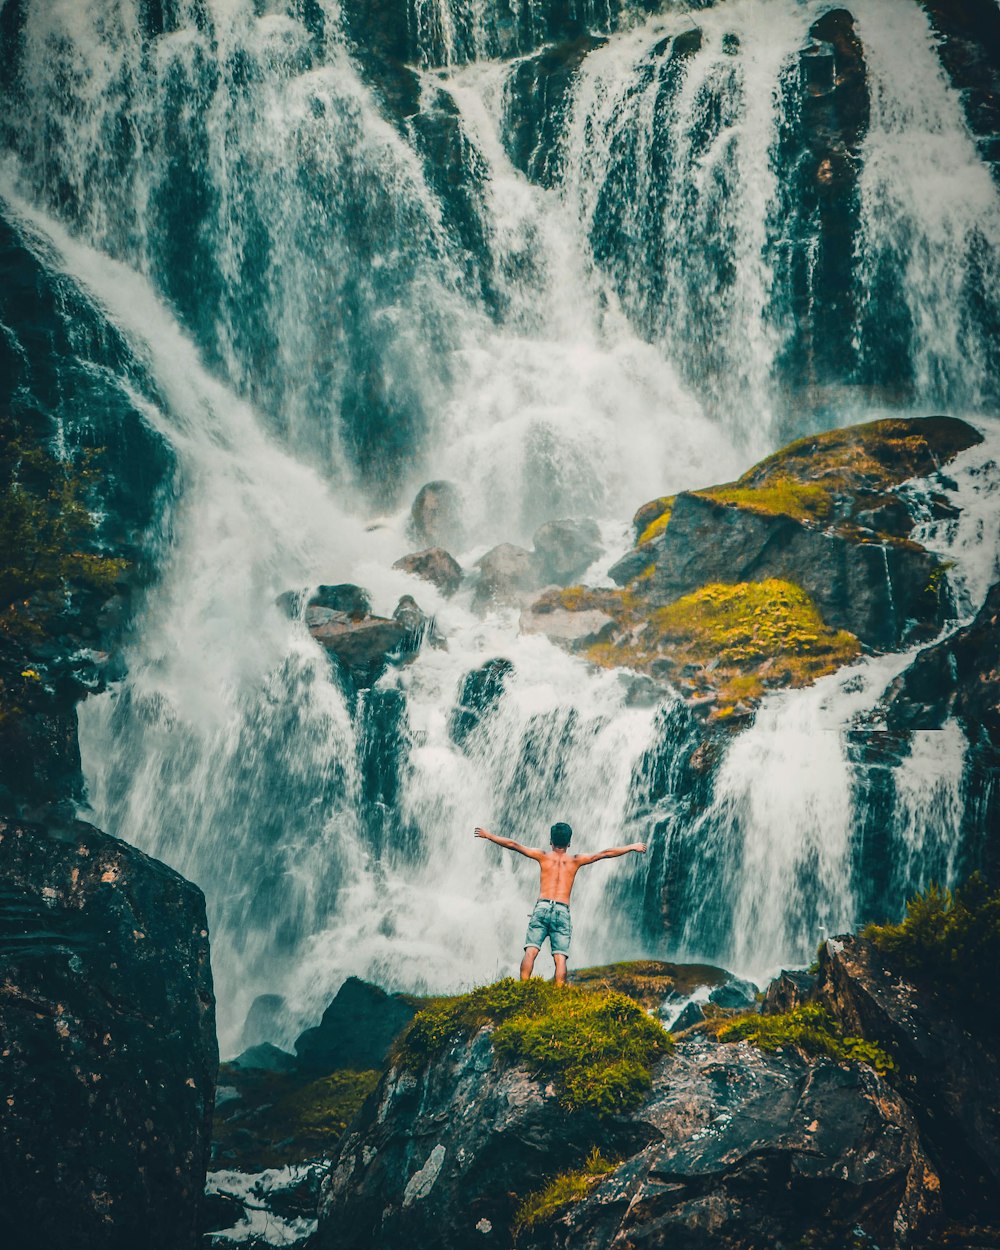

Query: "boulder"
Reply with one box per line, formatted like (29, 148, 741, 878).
(409, 481, 464, 550)
(667, 1000, 705, 1032)
(310, 613, 407, 687)
(317, 1025, 937, 1250)
(762, 968, 818, 1015)
(450, 658, 514, 747)
(392, 547, 463, 596)
(647, 489, 945, 650)
(240, 992, 287, 1049)
(473, 543, 541, 610)
(817, 934, 1000, 1221)
(0, 815, 217, 1250)
(531, 517, 602, 585)
(229, 1043, 298, 1074)
(311, 583, 372, 619)
(520, 602, 615, 650)
(294, 977, 419, 1077)
(707, 975, 759, 1010)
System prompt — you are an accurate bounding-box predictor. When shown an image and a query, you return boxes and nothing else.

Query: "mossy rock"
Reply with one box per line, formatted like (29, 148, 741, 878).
(693, 416, 980, 536)
(393, 978, 672, 1117)
(578, 578, 860, 718)
(570, 959, 729, 1007)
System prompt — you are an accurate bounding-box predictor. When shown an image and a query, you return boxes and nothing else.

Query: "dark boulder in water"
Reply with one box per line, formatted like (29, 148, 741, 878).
(311, 583, 373, 618)
(393, 546, 464, 596)
(294, 977, 419, 1078)
(311, 611, 407, 686)
(884, 579, 1000, 744)
(450, 657, 514, 747)
(532, 517, 602, 585)
(410, 480, 464, 551)
(0, 815, 217, 1250)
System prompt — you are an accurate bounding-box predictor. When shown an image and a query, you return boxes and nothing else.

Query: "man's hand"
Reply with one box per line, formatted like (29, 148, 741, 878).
(632, 843, 647, 853)
(474, 826, 492, 840)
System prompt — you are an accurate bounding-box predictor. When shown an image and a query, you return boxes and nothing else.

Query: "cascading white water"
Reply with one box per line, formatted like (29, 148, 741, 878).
(852, 0, 1000, 413)
(2, 0, 999, 1053)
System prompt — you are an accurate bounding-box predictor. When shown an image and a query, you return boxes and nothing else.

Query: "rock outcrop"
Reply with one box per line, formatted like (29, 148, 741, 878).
(473, 542, 540, 609)
(317, 1020, 936, 1250)
(392, 547, 464, 596)
(302, 583, 438, 687)
(295, 977, 420, 1077)
(409, 480, 464, 550)
(531, 517, 602, 585)
(0, 815, 217, 1250)
(817, 934, 1000, 1222)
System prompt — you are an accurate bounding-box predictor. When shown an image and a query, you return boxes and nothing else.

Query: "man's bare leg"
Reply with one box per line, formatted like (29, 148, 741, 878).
(521, 946, 539, 980)
(553, 953, 568, 985)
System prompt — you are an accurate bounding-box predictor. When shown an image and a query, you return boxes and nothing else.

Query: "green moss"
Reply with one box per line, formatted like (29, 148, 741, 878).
(719, 1003, 895, 1075)
(212, 1068, 380, 1169)
(512, 1147, 617, 1237)
(0, 438, 126, 641)
(394, 978, 672, 1117)
(632, 495, 674, 543)
(864, 874, 1000, 1027)
(696, 477, 833, 524)
(637, 497, 676, 545)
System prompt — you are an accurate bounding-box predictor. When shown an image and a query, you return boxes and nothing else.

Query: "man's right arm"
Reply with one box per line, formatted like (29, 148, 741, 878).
(575, 843, 647, 865)
(475, 827, 543, 861)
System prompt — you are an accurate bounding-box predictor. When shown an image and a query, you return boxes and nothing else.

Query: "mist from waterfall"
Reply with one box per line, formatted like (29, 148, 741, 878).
(2, 0, 998, 1052)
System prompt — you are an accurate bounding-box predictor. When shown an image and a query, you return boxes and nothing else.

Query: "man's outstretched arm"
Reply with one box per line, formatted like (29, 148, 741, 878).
(475, 826, 543, 861)
(575, 843, 647, 866)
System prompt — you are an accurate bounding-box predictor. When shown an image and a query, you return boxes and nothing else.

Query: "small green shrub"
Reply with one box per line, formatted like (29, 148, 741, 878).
(394, 978, 672, 1117)
(512, 1146, 617, 1237)
(719, 1003, 895, 1075)
(864, 874, 1000, 1023)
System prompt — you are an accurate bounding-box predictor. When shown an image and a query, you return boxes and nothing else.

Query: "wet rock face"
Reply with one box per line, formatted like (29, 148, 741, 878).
(884, 579, 1000, 744)
(450, 657, 515, 747)
(473, 542, 541, 609)
(818, 935, 1000, 1222)
(0, 815, 217, 1250)
(647, 489, 943, 649)
(316, 1027, 936, 1250)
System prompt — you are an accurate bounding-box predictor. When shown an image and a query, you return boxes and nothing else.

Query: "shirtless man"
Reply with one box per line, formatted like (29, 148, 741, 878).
(475, 822, 647, 984)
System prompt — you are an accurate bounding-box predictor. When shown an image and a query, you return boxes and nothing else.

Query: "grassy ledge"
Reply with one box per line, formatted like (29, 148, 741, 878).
(512, 1147, 617, 1238)
(393, 978, 672, 1117)
(716, 1002, 895, 1075)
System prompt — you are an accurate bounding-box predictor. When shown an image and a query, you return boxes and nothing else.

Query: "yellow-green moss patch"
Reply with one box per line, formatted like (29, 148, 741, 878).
(394, 978, 672, 1117)
(632, 495, 675, 543)
(638, 496, 676, 545)
(584, 579, 860, 715)
(694, 477, 833, 524)
(513, 1147, 617, 1238)
(719, 1003, 895, 1075)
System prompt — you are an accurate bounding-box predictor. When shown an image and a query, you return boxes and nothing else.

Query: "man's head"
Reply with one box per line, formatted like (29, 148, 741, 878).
(550, 822, 573, 849)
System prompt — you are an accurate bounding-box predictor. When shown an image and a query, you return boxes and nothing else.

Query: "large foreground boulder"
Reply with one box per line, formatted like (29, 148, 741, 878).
(316, 1024, 936, 1250)
(817, 934, 1000, 1221)
(0, 815, 217, 1250)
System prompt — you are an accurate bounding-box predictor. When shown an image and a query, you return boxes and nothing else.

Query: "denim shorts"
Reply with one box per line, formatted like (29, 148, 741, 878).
(524, 899, 572, 957)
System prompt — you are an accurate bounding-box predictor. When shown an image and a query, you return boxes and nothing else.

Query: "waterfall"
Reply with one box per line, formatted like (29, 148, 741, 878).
(2, 0, 998, 1053)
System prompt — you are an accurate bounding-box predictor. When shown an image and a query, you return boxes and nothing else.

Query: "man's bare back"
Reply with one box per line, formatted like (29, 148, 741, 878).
(474, 822, 646, 983)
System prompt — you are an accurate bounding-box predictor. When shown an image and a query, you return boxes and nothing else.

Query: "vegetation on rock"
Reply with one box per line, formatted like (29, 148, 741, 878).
(512, 1146, 617, 1238)
(213, 1065, 380, 1169)
(718, 1002, 895, 1075)
(583, 579, 860, 715)
(0, 431, 126, 642)
(394, 978, 672, 1116)
(863, 874, 1000, 1028)
(637, 496, 675, 545)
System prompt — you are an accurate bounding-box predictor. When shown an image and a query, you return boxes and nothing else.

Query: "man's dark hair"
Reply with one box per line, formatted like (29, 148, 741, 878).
(550, 822, 573, 848)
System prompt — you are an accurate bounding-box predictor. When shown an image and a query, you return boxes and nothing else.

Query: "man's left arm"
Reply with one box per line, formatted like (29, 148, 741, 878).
(575, 843, 647, 866)
(474, 827, 543, 861)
